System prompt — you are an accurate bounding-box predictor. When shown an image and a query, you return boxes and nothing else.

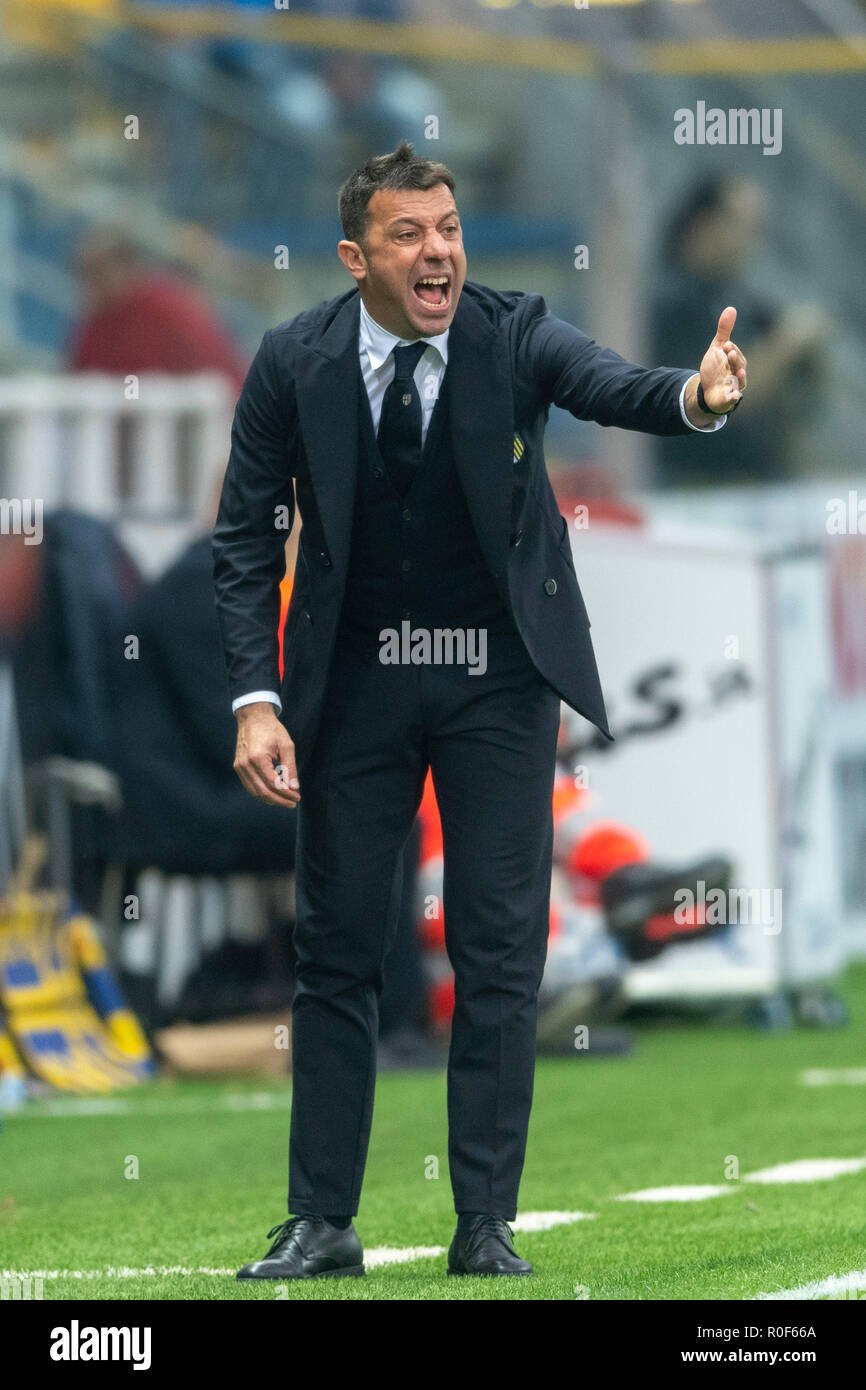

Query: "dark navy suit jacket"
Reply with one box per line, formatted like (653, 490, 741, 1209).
(212, 281, 698, 762)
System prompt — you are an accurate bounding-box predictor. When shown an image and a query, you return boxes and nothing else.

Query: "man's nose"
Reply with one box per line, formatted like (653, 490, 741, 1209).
(421, 231, 450, 260)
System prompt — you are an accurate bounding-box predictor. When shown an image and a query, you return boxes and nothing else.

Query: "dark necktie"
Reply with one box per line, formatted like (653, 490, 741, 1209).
(376, 341, 427, 496)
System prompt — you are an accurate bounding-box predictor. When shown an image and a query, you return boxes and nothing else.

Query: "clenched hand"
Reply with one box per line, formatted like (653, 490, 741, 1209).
(234, 703, 300, 807)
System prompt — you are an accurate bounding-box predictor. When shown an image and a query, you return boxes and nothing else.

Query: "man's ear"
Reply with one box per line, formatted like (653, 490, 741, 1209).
(337, 240, 367, 282)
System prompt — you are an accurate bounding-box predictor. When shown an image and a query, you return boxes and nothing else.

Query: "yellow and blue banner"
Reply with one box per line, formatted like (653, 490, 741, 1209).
(0, 891, 154, 1094)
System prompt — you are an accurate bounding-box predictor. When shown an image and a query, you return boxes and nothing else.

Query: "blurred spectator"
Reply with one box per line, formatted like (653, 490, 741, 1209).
(0, 535, 42, 662)
(109, 527, 297, 877)
(649, 174, 831, 487)
(67, 231, 247, 398)
(10, 511, 143, 770)
(7, 510, 144, 912)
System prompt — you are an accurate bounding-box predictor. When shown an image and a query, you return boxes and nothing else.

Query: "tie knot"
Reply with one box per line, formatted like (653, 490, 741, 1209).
(392, 342, 427, 381)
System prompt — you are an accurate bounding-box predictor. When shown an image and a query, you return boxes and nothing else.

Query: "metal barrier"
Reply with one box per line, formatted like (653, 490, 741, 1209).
(0, 372, 234, 575)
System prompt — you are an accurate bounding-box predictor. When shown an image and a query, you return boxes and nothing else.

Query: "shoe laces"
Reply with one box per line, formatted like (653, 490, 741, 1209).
(264, 1215, 324, 1255)
(464, 1215, 515, 1253)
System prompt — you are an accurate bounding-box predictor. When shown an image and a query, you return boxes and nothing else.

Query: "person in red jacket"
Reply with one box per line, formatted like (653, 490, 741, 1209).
(67, 230, 247, 399)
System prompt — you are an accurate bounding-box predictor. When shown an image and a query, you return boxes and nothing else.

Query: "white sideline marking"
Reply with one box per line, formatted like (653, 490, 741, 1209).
(616, 1156, 866, 1203)
(742, 1157, 866, 1184)
(801, 1068, 866, 1086)
(616, 1185, 730, 1203)
(0, 1266, 237, 1280)
(1, 1211, 592, 1282)
(512, 1211, 593, 1231)
(1, 1257, 438, 1280)
(751, 1268, 866, 1301)
(365, 1246, 444, 1268)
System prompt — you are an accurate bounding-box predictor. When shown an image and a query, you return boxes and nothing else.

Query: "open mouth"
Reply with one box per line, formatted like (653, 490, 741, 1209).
(412, 275, 451, 310)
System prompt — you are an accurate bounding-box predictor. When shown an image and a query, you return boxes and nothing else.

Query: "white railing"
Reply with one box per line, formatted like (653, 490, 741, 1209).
(0, 373, 234, 575)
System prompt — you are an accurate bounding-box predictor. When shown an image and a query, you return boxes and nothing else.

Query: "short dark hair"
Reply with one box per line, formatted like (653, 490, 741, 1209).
(338, 140, 456, 248)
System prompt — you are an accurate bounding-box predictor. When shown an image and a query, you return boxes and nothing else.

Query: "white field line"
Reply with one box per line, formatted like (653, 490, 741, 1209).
(742, 1157, 866, 1184)
(0, 1211, 595, 1283)
(800, 1069, 866, 1086)
(512, 1211, 593, 1232)
(10, 1085, 866, 1295)
(365, 1246, 444, 1269)
(616, 1156, 866, 1203)
(7, 1255, 866, 1303)
(616, 1185, 730, 1203)
(751, 1269, 866, 1301)
(1, 1265, 238, 1280)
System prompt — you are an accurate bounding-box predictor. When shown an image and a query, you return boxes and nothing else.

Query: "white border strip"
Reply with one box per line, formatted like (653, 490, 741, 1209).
(751, 1268, 866, 1301)
(1, 1211, 594, 1282)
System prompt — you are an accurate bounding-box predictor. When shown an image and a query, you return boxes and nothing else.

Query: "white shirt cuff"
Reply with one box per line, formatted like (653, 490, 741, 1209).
(232, 690, 282, 715)
(679, 375, 727, 433)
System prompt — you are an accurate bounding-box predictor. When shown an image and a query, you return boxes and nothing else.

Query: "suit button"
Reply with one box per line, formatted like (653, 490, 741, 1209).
(373, 467, 384, 478)
(510, 530, 523, 547)
(402, 608, 411, 620)
(544, 578, 557, 596)
(402, 508, 412, 521)
(319, 552, 331, 568)
(402, 559, 411, 572)
(304, 609, 312, 621)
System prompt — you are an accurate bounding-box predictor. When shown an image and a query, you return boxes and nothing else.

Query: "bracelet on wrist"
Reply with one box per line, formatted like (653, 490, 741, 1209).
(697, 379, 741, 416)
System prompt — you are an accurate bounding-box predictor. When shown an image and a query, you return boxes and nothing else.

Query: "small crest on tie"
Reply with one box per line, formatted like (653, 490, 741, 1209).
(513, 432, 525, 463)
(402, 393, 412, 406)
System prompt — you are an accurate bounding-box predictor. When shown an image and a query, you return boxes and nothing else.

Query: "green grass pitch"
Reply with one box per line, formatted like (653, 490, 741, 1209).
(2, 965, 866, 1301)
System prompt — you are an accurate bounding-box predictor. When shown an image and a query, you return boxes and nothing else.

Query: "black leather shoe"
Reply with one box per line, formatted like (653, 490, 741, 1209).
(447, 1216, 533, 1277)
(236, 1216, 364, 1280)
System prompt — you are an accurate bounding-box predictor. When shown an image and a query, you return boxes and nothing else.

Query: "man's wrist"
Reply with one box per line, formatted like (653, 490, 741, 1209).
(233, 690, 282, 717)
(697, 379, 741, 417)
(235, 703, 281, 725)
(682, 374, 727, 432)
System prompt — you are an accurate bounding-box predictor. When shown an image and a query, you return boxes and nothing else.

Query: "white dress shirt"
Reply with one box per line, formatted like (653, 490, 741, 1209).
(358, 295, 450, 442)
(231, 302, 719, 714)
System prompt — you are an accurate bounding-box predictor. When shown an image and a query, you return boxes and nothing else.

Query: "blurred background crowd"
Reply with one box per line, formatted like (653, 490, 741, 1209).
(0, 0, 864, 1086)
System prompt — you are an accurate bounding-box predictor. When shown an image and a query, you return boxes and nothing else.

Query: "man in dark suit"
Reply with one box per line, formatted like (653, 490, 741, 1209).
(213, 142, 746, 1280)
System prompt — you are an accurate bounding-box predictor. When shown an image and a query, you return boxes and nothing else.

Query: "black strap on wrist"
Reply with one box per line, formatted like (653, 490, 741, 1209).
(697, 379, 741, 416)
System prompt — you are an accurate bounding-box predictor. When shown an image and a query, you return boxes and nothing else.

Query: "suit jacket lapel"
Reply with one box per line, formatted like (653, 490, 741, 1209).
(294, 292, 362, 580)
(446, 289, 514, 576)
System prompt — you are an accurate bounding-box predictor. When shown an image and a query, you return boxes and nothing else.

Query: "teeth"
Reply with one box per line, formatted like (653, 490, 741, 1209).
(417, 277, 448, 286)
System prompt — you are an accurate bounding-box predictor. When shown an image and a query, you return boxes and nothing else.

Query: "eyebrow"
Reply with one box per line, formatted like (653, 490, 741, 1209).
(387, 211, 460, 229)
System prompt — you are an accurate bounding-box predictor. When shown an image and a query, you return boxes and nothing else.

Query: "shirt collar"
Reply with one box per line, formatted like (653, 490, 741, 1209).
(359, 295, 449, 370)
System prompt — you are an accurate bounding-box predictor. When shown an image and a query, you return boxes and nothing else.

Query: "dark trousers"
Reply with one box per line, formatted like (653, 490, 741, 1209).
(289, 626, 561, 1220)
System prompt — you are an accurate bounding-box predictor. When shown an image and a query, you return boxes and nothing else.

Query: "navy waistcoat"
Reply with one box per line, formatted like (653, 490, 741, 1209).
(337, 363, 517, 640)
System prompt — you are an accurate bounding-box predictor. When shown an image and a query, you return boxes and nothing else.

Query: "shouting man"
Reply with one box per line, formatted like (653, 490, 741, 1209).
(213, 141, 746, 1280)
